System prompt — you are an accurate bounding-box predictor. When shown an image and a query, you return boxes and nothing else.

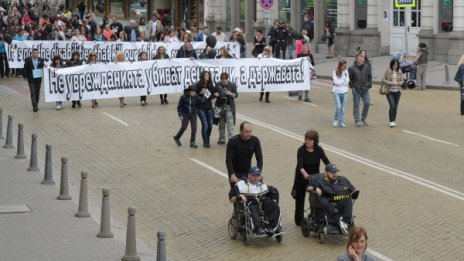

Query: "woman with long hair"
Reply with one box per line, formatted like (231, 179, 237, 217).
(195, 71, 216, 148)
(153, 46, 170, 104)
(337, 227, 375, 261)
(257, 46, 272, 103)
(67, 51, 83, 108)
(382, 59, 404, 127)
(114, 52, 126, 107)
(51, 55, 64, 110)
(87, 52, 99, 108)
(139, 51, 149, 106)
(252, 29, 266, 57)
(332, 60, 349, 128)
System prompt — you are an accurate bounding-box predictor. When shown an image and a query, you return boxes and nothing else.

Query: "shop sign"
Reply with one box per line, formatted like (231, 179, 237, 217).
(394, 0, 416, 8)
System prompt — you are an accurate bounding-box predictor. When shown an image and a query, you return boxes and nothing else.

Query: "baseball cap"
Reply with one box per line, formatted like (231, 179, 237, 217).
(249, 167, 261, 175)
(325, 164, 339, 173)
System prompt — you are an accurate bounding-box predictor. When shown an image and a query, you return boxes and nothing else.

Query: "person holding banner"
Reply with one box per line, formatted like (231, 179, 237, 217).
(87, 52, 99, 108)
(176, 42, 198, 59)
(214, 72, 238, 144)
(114, 52, 127, 107)
(139, 51, 149, 106)
(23, 48, 45, 112)
(153, 46, 170, 105)
(51, 55, 64, 110)
(173, 85, 200, 148)
(67, 51, 83, 108)
(257, 46, 272, 103)
(195, 71, 217, 148)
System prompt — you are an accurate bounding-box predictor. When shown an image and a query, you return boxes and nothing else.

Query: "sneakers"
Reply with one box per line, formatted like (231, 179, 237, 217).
(332, 120, 338, 128)
(389, 122, 397, 128)
(362, 119, 368, 126)
(355, 121, 362, 127)
(340, 122, 347, 128)
(173, 136, 181, 146)
(141, 101, 146, 106)
(190, 143, 198, 149)
(56, 105, 61, 110)
(217, 141, 225, 145)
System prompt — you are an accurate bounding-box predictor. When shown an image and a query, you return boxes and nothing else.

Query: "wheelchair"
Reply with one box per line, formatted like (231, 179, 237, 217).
(228, 188, 283, 242)
(301, 190, 360, 240)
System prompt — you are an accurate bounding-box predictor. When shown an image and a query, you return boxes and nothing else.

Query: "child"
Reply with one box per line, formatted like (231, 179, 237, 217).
(173, 85, 200, 148)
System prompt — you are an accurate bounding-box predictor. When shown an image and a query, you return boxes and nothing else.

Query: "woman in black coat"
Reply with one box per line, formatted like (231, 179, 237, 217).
(195, 70, 217, 148)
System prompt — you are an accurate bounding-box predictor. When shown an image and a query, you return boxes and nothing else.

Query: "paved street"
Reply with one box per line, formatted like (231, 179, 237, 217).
(1, 69, 463, 260)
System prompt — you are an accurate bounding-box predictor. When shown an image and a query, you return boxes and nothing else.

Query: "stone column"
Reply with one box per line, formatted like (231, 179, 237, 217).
(313, 0, 323, 44)
(337, 0, 350, 30)
(334, 0, 351, 56)
(290, 1, 300, 32)
(244, 0, 256, 41)
(421, 0, 434, 34)
(231, 0, 240, 29)
(453, 1, 464, 32)
(366, 0, 378, 30)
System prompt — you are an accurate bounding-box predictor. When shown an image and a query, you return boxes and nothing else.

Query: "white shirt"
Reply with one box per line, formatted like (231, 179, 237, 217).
(236, 180, 269, 196)
(212, 32, 228, 42)
(332, 69, 349, 93)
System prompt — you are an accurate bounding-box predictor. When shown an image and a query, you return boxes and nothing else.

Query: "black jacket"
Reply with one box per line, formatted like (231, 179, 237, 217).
(176, 46, 198, 59)
(214, 81, 238, 124)
(177, 93, 200, 116)
(23, 56, 45, 82)
(195, 81, 215, 111)
(317, 175, 355, 199)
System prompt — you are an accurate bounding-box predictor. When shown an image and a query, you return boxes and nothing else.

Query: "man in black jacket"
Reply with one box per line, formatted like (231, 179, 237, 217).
(274, 21, 289, 59)
(176, 42, 198, 59)
(348, 54, 372, 127)
(23, 48, 45, 112)
(226, 122, 263, 187)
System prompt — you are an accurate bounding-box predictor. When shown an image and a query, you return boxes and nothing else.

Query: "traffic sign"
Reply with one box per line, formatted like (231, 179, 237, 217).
(259, 0, 274, 10)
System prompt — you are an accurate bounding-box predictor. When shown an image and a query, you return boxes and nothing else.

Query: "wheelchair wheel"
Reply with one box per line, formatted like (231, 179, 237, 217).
(301, 217, 310, 238)
(228, 218, 238, 240)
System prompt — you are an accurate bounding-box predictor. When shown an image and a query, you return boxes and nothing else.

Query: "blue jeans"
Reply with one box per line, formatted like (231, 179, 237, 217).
(386, 91, 401, 122)
(352, 88, 371, 122)
(333, 92, 347, 123)
(197, 109, 213, 145)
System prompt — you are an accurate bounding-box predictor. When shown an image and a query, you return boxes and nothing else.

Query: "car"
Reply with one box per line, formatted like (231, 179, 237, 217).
(131, 3, 146, 17)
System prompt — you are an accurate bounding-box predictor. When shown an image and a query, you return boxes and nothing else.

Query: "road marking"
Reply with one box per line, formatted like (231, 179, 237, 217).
(402, 129, 460, 147)
(102, 112, 130, 126)
(191, 157, 393, 261)
(190, 158, 228, 179)
(283, 96, 319, 107)
(236, 113, 464, 201)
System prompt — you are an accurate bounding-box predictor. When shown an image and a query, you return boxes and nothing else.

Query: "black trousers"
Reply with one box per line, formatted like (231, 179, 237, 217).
(259, 92, 270, 101)
(174, 112, 197, 143)
(294, 183, 307, 225)
(274, 43, 286, 59)
(0, 53, 9, 76)
(460, 84, 464, 115)
(28, 80, 42, 109)
(248, 197, 280, 229)
(386, 91, 401, 122)
(319, 197, 353, 224)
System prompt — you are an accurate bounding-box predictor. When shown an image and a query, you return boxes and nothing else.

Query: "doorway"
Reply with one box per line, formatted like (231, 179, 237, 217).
(390, 0, 422, 56)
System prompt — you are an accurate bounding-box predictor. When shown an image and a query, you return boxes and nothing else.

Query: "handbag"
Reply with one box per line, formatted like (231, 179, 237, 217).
(379, 82, 390, 95)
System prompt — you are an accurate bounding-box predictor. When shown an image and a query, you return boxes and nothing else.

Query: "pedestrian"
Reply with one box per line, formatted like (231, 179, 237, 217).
(358, 49, 373, 105)
(414, 43, 429, 90)
(173, 85, 200, 148)
(77, 0, 85, 22)
(114, 52, 127, 107)
(257, 46, 272, 103)
(67, 51, 83, 108)
(273, 21, 288, 59)
(0, 31, 9, 78)
(382, 59, 404, 127)
(286, 21, 299, 59)
(195, 71, 216, 148)
(454, 54, 464, 115)
(337, 226, 375, 261)
(145, 12, 163, 41)
(212, 26, 227, 42)
(301, 14, 314, 42)
(139, 51, 149, 106)
(176, 41, 198, 59)
(252, 29, 266, 58)
(268, 20, 279, 56)
(153, 46, 170, 104)
(291, 129, 330, 226)
(297, 44, 314, 102)
(324, 20, 335, 58)
(23, 48, 45, 112)
(348, 53, 372, 127)
(226, 122, 263, 187)
(230, 28, 246, 58)
(214, 72, 238, 144)
(87, 52, 99, 108)
(50, 55, 64, 110)
(332, 60, 349, 128)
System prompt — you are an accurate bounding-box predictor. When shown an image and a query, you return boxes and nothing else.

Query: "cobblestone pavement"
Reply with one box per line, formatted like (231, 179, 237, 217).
(1, 76, 463, 261)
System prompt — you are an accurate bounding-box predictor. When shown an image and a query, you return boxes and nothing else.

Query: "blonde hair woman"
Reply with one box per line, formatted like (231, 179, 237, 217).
(257, 45, 272, 103)
(114, 52, 126, 107)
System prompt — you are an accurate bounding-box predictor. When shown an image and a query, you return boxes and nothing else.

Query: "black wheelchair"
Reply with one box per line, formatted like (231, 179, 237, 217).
(228, 187, 283, 242)
(301, 189, 360, 240)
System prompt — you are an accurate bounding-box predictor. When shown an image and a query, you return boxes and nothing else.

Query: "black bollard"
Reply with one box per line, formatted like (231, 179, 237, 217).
(57, 157, 71, 200)
(3, 115, 14, 149)
(0, 109, 4, 140)
(97, 189, 114, 238)
(75, 171, 90, 218)
(14, 123, 27, 159)
(121, 207, 140, 261)
(156, 231, 167, 261)
(41, 144, 55, 185)
(27, 134, 40, 172)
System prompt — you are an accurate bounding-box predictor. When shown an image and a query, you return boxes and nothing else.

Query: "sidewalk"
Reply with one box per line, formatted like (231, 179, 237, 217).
(0, 143, 152, 260)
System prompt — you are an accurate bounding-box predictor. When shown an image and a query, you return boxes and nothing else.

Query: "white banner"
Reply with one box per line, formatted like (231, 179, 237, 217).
(5, 40, 241, 68)
(43, 58, 311, 102)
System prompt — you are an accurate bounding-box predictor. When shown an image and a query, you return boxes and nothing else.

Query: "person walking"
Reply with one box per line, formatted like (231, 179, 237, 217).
(297, 44, 314, 102)
(67, 51, 83, 108)
(454, 54, 464, 115)
(87, 52, 99, 108)
(23, 48, 45, 112)
(291, 129, 330, 226)
(324, 20, 335, 58)
(153, 46, 170, 104)
(414, 43, 429, 90)
(358, 49, 374, 105)
(114, 52, 127, 107)
(173, 86, 200, 148)
(382, 59, 404, 127)
(138, 51, 149, 106)
(214, 72, 238, 144)
(257, 46, 272, 103)
(226, 122, 263, 188)
(195, 71, 216, 148)
(50, 55, 64, 110)
(332, 60, 349, 128)
(252, 29, 266, 57)
(348, 53, 372, 127)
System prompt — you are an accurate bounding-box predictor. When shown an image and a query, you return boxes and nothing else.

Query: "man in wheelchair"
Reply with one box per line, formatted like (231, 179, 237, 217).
(315, 163, 356, 234)
(229, 167, 281, 236)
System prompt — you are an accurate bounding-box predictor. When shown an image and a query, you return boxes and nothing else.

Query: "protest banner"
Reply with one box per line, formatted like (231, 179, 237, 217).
(5, 40, 241, 68)
(43, 57, 312, 102)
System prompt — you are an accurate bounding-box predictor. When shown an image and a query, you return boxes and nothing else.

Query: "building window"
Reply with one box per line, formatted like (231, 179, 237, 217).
(440, 0, 453, 32)
(300, 0, 314, 22)
(324, 0, 337, 26)
(392, 2, 405, 27)
(355, 0, 367, 29)
(279, 0, 291, 22)
(411, 0, 421, 28)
